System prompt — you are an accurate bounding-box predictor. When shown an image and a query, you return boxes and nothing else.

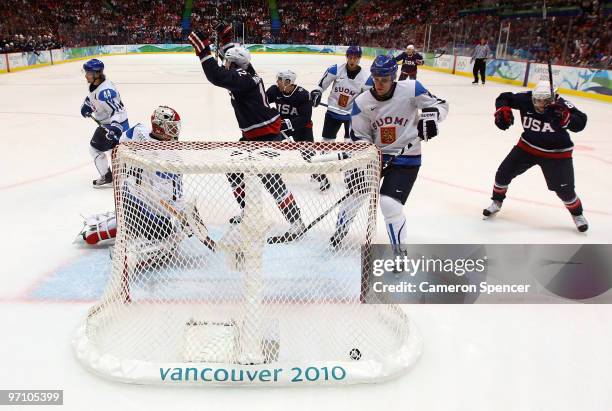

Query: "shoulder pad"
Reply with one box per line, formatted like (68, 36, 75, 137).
(98, 88, 118, 101)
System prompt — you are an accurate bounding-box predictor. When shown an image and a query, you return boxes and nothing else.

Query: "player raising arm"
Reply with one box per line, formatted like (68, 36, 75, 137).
(331, 54, 448, 250)
(484, 81, 589, 232)
(188, 26, 306, 241)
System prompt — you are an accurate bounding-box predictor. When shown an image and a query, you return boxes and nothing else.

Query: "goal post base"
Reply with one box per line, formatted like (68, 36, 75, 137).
(73, 315, 422, 386)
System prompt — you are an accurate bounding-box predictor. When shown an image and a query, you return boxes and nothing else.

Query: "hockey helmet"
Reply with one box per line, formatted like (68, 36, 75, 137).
(370, 54, 398, 78)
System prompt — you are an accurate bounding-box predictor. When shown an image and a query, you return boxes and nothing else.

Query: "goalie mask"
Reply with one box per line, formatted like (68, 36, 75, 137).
(151, 106, 181, 141)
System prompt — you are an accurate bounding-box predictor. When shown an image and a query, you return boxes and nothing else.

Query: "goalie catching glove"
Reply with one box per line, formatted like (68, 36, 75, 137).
(417, 107, 439, 141)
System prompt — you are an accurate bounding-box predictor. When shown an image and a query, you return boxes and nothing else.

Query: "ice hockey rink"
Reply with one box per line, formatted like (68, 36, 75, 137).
(1, 53, 611, 410)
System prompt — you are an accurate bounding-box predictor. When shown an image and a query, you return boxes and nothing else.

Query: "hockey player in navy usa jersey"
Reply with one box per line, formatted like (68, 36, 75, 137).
(188, 25, 306, 241)
(483, 80, 589, 232)
(266, 69, 313, 143)
(80, 59, 129, 188)
(331, 54, 448, 250)
(394, 45, 424, 80)
(266, 69, 329, 191)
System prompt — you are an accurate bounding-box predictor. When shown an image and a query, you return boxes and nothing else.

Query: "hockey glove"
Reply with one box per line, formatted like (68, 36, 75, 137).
(281, 118, 293, 133)
(546, 102, 570, 131)
(310, 89, 322, 107)
(188, 30, 212, 59)
(105, 122, 123, 142)
(81, 97, 94, 118)
(417, 107, 439, 141)
(494, 106, 514, 130)
(280, 119, 294, 141)
(215, 22, 233, 46)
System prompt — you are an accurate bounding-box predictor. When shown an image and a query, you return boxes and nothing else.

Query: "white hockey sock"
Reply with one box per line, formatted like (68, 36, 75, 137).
(89, 146, 110, 176)
(334, 194, 366, 234)
(322, 137, 335, 143)
(380, 195, 407, 247)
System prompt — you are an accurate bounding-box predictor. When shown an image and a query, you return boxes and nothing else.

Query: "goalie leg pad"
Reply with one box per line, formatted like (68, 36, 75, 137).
(78, 212, 117, 245)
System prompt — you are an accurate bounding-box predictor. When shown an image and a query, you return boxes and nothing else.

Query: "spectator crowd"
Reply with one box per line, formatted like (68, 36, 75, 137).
(0, 0, 609, 68)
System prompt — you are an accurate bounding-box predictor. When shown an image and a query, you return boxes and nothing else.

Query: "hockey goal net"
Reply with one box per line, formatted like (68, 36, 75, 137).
(73, 141, 421, 385)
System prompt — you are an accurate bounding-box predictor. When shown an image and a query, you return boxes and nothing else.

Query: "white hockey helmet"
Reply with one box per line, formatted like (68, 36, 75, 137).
(406, 44, 415, 52)
(532, 80, 557, 112)
(276, 69, 297, 85)
(224, 46, 251, 69)
(151, 106, 181, 141)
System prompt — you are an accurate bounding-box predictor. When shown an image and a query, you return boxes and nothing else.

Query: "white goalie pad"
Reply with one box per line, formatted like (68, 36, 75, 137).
(75, 211, 117, 246)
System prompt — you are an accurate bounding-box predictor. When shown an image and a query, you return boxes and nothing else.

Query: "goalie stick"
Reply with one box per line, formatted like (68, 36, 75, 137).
(158, 198, 216, 252)
(132, 180, 217, 252)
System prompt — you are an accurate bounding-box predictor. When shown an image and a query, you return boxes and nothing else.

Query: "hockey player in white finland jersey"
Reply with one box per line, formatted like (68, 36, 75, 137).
(310, 45, 373, 143)
(80, 59, 129, 188)
(310, 45, 373, 191)
(76, 106, 186, 248)
(330, 54, 449, 251)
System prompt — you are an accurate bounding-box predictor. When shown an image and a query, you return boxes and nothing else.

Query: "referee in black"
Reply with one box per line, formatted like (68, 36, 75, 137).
(471, 38, 491, 85)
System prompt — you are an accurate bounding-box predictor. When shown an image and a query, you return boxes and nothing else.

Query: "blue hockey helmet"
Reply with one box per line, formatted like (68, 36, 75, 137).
(346, 45, 362, 57)
(370, 54, 398, 78)
(83, 58, 104, 73)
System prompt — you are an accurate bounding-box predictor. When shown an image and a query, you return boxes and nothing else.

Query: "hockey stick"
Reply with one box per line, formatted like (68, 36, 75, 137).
(310, 140, 414, 169)
(89, 116, 103, 127)
(130, 185, 217, 252)
(382, 141, 414, 170)
(433, 49, 446, 58)
(214, 1, 220, 62)
(267, 142, 414, 245)
(542, 0, 556, 101)
(267, 190, 352, 244)
(159, 198, 216, 252)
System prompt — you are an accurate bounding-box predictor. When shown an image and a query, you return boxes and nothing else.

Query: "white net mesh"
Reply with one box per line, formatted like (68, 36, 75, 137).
(73, 141, 421, 385)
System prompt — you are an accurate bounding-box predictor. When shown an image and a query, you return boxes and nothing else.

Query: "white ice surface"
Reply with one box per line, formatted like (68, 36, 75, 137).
(0, 53, 611, 410)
